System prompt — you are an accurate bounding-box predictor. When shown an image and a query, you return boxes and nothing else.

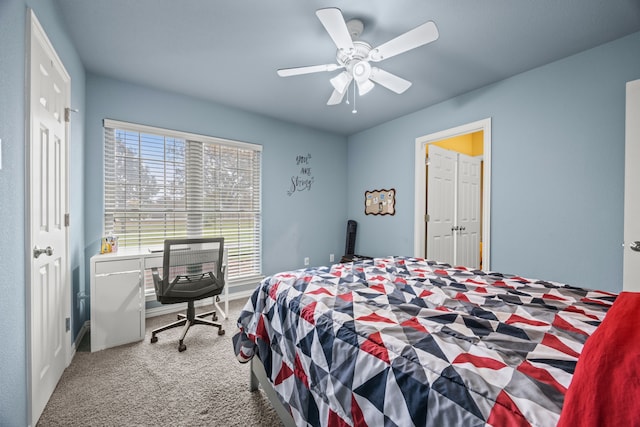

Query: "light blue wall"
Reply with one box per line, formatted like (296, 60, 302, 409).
(0, 0, 85, 425)
(84, 74, 348, 288)
(347, 31, 640, 293)
(0, 1, 28, 424)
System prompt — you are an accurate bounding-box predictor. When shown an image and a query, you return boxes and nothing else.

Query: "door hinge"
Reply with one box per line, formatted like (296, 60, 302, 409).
(65, 107, 78, 123)
(425, 214, 429, 222)
(65, 317, 70, 332)
(65, 213, 70, 227)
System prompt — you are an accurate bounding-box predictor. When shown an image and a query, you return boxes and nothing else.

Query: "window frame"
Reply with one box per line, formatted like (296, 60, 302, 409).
(103, 119, 263, 294)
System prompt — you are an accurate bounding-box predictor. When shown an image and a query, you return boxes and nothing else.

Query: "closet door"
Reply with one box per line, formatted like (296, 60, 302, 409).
(426, 146, 482, 268)
(426, 145, 456, 264)
(456, 153, 481, 268)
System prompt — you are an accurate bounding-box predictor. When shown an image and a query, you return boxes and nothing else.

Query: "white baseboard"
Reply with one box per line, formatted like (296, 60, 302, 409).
(72, 320, 90, 355)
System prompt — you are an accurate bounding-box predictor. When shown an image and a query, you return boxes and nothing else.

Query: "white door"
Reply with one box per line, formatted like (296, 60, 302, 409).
(624, 79, 640, 291)
(426, 145, 456, 264)
(456, 153, 481, 268)
(28, 10, 71, 424)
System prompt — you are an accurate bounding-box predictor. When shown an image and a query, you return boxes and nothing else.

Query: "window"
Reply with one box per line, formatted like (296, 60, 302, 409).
(103, 119, 262, 287)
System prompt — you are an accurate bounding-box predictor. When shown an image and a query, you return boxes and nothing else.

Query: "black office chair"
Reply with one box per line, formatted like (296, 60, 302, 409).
(150, 237, 226, 352)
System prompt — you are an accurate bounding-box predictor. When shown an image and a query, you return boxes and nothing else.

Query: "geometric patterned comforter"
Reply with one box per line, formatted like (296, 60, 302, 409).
(233, 257, 616, 427)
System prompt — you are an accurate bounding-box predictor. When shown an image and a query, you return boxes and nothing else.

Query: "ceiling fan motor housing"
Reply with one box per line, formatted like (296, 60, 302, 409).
(336, 40, 372, 75)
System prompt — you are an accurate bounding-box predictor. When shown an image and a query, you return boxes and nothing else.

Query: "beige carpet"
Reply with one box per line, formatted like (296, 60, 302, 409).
(37, 298, 283, 427)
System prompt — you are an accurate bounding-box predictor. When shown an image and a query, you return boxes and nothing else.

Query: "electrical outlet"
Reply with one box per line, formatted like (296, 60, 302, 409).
(329, 253, 334, 262)
(304, 257, 310, 266)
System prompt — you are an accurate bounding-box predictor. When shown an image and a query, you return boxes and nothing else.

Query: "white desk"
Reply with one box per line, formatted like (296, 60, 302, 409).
(90, 247, 228, 352)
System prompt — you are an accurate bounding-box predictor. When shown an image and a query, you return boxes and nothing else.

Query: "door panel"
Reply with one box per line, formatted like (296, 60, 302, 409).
(457, 153, 481, 268)
(427, 145, 456, 264)
(29, 10, 70, 424)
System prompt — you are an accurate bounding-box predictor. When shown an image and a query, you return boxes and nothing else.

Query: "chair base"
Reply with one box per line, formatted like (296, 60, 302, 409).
(150, 300, 225, 352)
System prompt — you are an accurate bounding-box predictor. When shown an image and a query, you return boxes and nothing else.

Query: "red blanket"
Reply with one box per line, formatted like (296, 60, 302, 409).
(557, 291, 640, 427)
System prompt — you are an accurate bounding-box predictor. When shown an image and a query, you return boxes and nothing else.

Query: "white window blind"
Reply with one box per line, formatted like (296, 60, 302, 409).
(103, 119, 262, 281)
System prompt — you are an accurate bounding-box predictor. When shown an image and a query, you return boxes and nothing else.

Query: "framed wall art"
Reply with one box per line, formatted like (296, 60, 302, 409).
(364, 188, 396, 215)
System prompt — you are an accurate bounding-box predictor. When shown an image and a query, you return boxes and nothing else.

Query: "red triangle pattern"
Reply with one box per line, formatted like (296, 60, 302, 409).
(274, 361, 294, 385)
(337, 292, 353, 302)
(563, 305, 599, 321)
(256, 315, 270, 345)
(453, 353, 507, 370)
(328, 409, 351, 427)
(541, 333, 580, 358)
(542, 293, 567, 301)
(350, 395, 367, 427)
(401, 317, 429, 334)
(517, 360, 567, 394)
(357, 312, 396, 324)
(300, 301, 317, 325)
(360, 331, 390, 364)
(307, 286, 334, 297)
(269, 281, 280, 301)
(487, 390, 532, 427)
(455, 292, 470, 302)
(370, 283, 387, 294)
(552, 314, 589, 336)
(505, 314, 549, 327)
(294, 353, 309, 389)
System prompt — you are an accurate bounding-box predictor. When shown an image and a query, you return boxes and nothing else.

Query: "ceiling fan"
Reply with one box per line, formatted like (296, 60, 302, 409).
(277, 8, 439, 106)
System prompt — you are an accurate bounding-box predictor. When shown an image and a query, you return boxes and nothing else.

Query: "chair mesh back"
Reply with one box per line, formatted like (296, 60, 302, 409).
(157, 238, 225, 303)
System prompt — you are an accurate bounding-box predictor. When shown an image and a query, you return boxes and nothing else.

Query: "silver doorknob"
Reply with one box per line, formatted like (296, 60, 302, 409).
(33, 245, 53, 259)
(631, 241, 640, 252)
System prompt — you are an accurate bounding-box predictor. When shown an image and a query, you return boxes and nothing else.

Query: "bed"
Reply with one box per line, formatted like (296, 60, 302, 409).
(233, 256, 639, 426)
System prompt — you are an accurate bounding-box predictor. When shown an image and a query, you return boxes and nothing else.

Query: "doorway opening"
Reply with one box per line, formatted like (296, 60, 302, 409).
(414, 118, 492, 270)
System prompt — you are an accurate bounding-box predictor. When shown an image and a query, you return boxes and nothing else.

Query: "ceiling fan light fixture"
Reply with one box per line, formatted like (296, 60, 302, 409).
(330, 71, 352, 93)
(356, 78, 375, 96)
(352, 60, 371, 80)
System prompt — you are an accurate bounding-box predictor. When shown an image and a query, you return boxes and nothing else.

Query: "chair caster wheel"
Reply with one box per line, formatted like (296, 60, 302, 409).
(178, 343, 187, 352)
(151, 336, 158, 343)
(218, 329, 225, 336)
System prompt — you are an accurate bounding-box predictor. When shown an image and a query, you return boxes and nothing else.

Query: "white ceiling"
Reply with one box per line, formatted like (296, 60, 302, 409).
(54, 0, 640, 135)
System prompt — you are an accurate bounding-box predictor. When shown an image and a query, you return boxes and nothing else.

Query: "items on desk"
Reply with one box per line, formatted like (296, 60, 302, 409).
(100, 234, 119, 254)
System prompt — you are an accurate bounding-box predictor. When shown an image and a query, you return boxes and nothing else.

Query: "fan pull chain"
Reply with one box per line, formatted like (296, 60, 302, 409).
(345, 82, 350, 105)
(352, 81, 357, 114)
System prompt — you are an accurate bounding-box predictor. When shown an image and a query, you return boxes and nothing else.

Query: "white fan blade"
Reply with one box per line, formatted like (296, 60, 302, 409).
(368, 21, 439, 62)
(327, 89, 347, 105)
(356, 78, 375, 96)
(330, 71, 352, 93)
(370, 67, 412, 94)
(316, 8, 355, 52)
(277, 64, 341, 77)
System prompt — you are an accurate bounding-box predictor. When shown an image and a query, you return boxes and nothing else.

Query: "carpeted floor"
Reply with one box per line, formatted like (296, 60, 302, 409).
(37, 298, 283, 427)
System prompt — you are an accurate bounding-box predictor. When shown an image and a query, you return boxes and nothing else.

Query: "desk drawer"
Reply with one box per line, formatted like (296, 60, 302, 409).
(95, 258, 140, 275)
(144, 255, 163, 270)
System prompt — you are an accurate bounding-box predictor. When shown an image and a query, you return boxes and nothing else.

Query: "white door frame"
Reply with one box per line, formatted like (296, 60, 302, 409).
(26, 9, 72, 425)
(623, 79, 640, 291)
(414, 118, 492, 270)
